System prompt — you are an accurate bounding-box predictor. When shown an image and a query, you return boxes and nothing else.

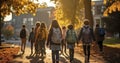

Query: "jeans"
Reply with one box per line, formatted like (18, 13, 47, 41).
(40, 40, 46, 56)
(35, 42, 41, 54)
(69, 49, 74, 62)
(30, 40, 34, 54)
(97, 41, 103, 52)
(21, 38, 26, 53)
(83, 44, 90, 62)
(52, 50, 59, 63)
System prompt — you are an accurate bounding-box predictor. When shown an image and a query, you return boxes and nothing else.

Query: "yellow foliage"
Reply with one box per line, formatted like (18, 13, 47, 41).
(0, 0, 46, 17)
(103, 0, 107, 4)
(53, 0, 84, 29)
(103, 1, 120, 16)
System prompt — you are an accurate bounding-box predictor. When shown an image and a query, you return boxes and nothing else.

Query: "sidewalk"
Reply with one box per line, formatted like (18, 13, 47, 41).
(9, 44, 106, 63)
(1, 40, 119, 63)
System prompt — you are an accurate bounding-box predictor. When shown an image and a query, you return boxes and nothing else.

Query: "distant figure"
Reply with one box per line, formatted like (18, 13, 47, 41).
(38, 22, 47, 57)
(20, 25, 27, 54)
(47, 20, 62, 63)
(28, 27, 35, 54)
(95, 24, 105, 53)
(61, 26, 67, 54)
(78, 19, 95, 63)
(65, 24, 78, 62)
(34, 22, 40, 55)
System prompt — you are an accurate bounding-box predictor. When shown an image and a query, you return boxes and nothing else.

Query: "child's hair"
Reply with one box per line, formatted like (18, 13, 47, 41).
(51, 20, 60, 28)
(62, 26, 66, 29)
(96, 24, 99, 27)
(41, 22, 46, 28)
(32, 27, 34, 30)
(36, 22, 40, 27)
(84, 19, 89, 25)
(49, 20, 61, 32)
(22, 25, 25, 28)
(68, 24, 73, 30)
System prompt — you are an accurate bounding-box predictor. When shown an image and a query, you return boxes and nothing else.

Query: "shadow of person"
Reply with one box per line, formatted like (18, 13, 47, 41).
(26, 53, 35, 59)
(73, 58, 82, 63)
(29, 54, 45, 63)
(60, 52, 70, 60)
(59, 57, 82, 63)
(59, 57, 68, 63)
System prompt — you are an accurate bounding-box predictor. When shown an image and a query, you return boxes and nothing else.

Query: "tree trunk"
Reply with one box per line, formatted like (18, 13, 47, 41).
(84, 0, 93, 28)
(0, 14, 4, 46)
(0, 22, 1, 46)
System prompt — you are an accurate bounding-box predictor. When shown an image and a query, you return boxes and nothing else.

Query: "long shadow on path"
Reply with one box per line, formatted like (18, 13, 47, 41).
(59, 52, 82, 63)
(59, 57, 82, 63)
(26, 54, 45, 63)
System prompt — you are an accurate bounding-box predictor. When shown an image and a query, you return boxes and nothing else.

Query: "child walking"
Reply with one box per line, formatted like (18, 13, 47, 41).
(47, 20, 62, 63)
(66, 24, 78, 62)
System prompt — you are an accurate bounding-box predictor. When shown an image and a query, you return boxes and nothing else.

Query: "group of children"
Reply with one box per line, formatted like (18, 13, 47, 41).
(20, 19, 105, 63)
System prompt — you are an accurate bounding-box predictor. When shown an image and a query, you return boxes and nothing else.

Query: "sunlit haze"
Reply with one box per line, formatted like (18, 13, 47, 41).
(4, 13, 12, 21)
(34, 0, 55, 7)
(92, 0, 102, 1)
(4, 0, 101, 21)
(35, 0, 102, 7)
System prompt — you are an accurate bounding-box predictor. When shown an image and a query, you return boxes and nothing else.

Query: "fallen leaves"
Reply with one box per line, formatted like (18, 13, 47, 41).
(0, 47, 20, 63)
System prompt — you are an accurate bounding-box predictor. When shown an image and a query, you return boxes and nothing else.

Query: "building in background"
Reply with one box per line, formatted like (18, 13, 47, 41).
(5, 7, 54, 38)
(92, 0, 105, 28)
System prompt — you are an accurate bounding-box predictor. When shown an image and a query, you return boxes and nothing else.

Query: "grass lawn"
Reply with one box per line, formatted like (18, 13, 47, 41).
(104, 37, 120, 48)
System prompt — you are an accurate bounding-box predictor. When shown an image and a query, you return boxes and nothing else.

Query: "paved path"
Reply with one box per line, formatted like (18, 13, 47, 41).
(10, 47, 106, 63)
(6, 40, 106, 63)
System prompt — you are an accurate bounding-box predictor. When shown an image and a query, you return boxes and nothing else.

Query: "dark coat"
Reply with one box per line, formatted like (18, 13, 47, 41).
(78, 26, 95, 43)
(95, 28, 105, 41)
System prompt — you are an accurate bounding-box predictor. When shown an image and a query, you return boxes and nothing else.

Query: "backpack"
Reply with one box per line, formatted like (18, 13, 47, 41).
(98, 28, 105, 36)
(66, 29, 77, 43)
(82, 27, 91, 42)
(51, 28, 62, 44)
(20, 29, 26, 38)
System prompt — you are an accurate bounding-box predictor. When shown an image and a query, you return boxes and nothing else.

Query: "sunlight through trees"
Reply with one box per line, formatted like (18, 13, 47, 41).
(103, 0, 120, 16)
(52, 0, 84, 29)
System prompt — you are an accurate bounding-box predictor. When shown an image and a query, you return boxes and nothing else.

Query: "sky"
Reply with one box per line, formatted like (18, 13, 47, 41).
(34, 0, 55, 7)
(92, 0, 103, 1)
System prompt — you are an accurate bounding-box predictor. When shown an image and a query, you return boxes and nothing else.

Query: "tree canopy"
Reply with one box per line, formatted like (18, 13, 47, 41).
(51, 0, 84, 29)
(0, 0, 46, 17)
(103, 0, 120, 33)
(103, 0, 120, 16)
(0, 0, 46, 46)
